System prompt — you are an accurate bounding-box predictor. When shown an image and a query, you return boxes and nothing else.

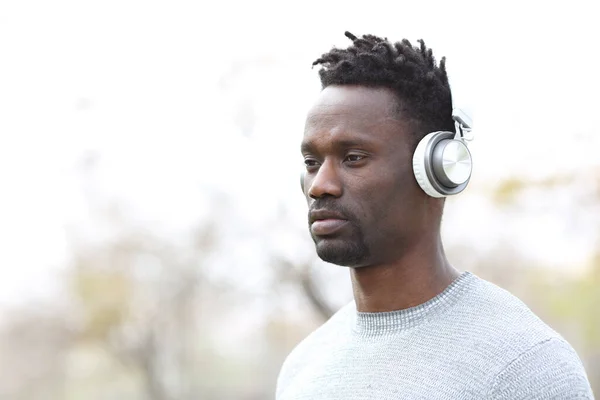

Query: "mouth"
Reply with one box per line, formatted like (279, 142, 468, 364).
(309, 209, 349, 236)
(311, 218, 348, 236)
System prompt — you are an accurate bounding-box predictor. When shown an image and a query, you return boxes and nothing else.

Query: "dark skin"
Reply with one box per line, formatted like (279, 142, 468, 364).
(301, 85, 460, 313)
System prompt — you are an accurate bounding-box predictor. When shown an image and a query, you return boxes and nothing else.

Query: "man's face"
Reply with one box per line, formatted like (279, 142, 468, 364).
(301, 85, 430, 268)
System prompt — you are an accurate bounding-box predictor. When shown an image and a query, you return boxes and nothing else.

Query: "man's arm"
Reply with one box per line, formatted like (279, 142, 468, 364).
(489, 338, 594, 399)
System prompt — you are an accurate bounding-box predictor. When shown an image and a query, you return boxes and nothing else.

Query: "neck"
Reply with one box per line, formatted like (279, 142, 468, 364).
(349, 234, 460, 313)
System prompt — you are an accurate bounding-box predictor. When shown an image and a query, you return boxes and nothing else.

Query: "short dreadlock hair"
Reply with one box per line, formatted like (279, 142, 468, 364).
(312, 31, 454, 142)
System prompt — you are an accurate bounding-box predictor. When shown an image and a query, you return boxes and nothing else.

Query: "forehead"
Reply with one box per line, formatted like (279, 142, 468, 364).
(302, 85, 409, 149)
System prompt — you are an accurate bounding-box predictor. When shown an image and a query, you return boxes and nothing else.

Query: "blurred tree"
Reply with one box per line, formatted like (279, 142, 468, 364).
(60, 151, 328, 400)
(69, 224, 198, 400)
(272, 257, 335, 321)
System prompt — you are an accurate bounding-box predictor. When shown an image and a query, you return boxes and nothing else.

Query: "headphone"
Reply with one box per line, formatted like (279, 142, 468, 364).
(412, 108, 473, 198)
(301, 108, 473, 198)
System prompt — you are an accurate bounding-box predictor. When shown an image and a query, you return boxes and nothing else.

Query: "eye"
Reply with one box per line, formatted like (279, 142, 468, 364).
(304, 158, 319, 169)
(345, 154, 366, 163)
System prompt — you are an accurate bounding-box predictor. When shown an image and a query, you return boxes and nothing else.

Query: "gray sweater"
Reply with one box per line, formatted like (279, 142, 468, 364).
(276, 272, 594, 399)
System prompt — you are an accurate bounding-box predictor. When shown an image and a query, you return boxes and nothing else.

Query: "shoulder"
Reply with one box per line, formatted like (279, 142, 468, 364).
(488, 337, 594, 399)
(275, 301, 354, 397)
(454, 274, 593, 398)
(457, 273, 563, 351)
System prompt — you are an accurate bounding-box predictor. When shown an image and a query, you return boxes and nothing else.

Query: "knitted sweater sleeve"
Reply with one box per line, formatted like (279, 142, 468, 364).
(489, 338, 595, 399)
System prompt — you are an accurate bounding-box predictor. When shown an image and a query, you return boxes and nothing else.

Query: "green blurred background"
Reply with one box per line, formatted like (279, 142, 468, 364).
(0, 0, 598, 398)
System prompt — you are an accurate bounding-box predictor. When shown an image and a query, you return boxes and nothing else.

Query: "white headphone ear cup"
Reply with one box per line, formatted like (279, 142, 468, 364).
(300, 170, 306, 193)
(413, 132, 446, 198)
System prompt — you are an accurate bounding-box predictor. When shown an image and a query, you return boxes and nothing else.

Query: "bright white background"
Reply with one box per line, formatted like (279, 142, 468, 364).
(0, 0, 599, 310)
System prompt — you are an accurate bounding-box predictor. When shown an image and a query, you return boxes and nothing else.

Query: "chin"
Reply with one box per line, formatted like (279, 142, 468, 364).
(315, 239, 369, 267)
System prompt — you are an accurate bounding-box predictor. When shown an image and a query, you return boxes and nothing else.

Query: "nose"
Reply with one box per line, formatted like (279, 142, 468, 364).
(307, 160, 343, 199)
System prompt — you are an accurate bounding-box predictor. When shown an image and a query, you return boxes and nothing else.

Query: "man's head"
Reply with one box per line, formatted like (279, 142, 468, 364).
(301, 32, 454, 268)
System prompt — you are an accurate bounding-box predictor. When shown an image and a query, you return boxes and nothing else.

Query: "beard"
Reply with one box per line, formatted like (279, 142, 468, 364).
(313, 231, 370, 267)
(308, 201, 370, 267)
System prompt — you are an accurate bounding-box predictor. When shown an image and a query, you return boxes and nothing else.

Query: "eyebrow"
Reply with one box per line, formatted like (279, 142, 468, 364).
(301, 137, 374, 154)
(300, 141, 313, 153)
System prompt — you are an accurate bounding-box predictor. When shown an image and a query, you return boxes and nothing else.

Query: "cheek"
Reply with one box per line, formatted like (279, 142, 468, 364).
(373, 166, 415, 197)
(373, 172, 420, 220)
(355, 174, 407, 220)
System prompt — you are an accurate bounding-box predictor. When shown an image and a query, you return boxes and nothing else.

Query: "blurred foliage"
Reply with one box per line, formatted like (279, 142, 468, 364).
(493, 177, 528, 205)
(529, 254, 600, 349)
(492, 174, 574, 205)
(73, 267, 132, 342)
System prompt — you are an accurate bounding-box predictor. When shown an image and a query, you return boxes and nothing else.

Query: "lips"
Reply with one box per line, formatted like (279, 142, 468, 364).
(311, 219, 348, 235)
(309, 209, 349, 236)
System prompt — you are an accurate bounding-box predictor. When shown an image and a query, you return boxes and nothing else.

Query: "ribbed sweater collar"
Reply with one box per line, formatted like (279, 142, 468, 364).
(352, 271, 475, 337)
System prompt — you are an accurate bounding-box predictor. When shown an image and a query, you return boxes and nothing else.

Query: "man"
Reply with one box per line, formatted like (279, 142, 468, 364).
(276, 32, 594, 399)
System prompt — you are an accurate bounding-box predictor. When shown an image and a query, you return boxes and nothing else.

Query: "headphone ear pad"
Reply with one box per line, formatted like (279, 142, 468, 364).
(413, 132, 446, 198)
(300, 170, 306, 193)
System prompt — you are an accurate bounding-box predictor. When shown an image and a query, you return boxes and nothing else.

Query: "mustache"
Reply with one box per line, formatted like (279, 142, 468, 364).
(308, 200, 355, 222)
